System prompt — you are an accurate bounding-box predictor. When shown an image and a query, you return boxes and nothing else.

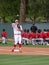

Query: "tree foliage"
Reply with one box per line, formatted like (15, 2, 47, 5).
(27, 0, 49, 22)
(0, 0, 20, 18)
(0, 0, 49, 22)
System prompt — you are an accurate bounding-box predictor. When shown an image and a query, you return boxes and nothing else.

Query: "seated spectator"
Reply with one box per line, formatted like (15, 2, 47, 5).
(45, 30, 49, 44)
(36, 29, 44, 45)
(22, 29, 30, 45)
(40, 30, 47, 45)
(30, 32, 36, 45)
(22, 29, 27, 44)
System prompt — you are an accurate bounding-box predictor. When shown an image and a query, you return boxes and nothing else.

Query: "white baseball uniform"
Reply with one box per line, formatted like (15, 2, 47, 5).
(12, 23, 22, 44)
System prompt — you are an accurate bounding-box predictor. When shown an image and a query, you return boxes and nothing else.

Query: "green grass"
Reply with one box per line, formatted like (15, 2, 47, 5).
(0, 40, 49, 48)
(0, 40, 14, 46)
(0, 40, 49, 65)
(0, 55, 49, 65)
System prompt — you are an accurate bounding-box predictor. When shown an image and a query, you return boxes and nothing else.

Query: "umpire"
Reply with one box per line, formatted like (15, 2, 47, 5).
(30, 23, 38, 33)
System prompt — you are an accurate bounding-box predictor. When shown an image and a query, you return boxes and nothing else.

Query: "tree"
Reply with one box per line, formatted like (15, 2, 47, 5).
(20, 0, 26, 22)
(27, 0, 41, 22)
(0, 0, 20, 22)
(27, 0, 49, 22)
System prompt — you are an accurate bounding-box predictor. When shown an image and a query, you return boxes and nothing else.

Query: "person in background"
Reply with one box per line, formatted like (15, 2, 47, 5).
(22, 29, 30, 45)
(44, 30, 49, 45)
(25, 29, 30, 45)
(1, 29, 7, 44)
(35, 29, 44, 45)
(30, 23, 38, 33)
(40, 30, 47, 45)
(22, 29, 27, 45)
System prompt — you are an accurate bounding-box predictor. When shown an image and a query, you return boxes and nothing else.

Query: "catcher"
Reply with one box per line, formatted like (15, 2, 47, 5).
(12, 19, 23, 52)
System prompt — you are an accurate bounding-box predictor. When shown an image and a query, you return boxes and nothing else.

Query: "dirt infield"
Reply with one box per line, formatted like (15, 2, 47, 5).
(0, 46, 49, 55)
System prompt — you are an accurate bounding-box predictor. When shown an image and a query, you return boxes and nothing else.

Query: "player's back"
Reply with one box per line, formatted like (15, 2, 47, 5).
(30, 32, 36, 38)
(46, 31, 49, 38)
(1, 31, 7, 38)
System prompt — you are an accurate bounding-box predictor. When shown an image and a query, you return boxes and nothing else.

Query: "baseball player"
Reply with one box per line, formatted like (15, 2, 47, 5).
(31, 32, 36, 45)
(22, 29, 27, 45)
(35, 30, 43, 45)
(1, 29, 7, 44)
(22, 29, 30, 45)
(12, 19, 23, 52)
